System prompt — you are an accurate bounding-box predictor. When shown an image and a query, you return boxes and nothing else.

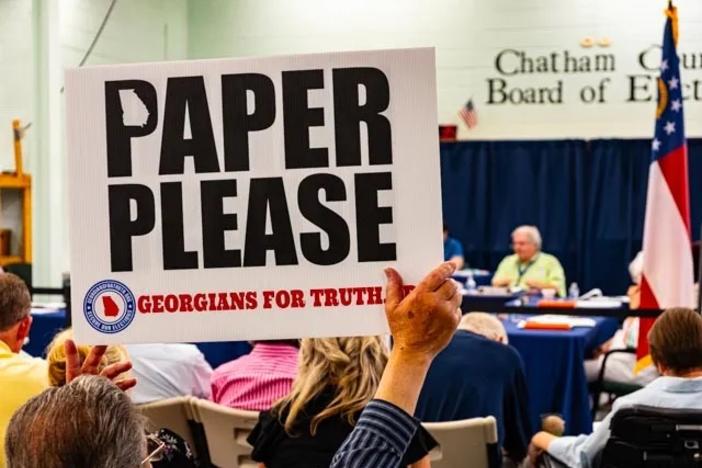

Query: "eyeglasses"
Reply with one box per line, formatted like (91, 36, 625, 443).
(140, 435, 166, 467)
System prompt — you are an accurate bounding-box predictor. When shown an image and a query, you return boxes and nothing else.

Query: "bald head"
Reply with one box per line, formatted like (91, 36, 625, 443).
(459, 312, 508, 344)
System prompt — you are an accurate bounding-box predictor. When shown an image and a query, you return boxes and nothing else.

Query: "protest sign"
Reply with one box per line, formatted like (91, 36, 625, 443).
(66, 48, 443, 343)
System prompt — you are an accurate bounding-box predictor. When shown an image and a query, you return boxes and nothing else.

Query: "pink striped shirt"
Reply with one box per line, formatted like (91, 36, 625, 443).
(210, 343, 298, 411)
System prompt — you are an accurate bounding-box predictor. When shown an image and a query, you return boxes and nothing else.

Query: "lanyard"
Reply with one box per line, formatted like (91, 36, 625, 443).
(516, 256, 538, 282)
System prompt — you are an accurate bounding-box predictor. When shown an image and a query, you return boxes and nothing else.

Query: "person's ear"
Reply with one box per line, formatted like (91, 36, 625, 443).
(16, 315, 32, 343)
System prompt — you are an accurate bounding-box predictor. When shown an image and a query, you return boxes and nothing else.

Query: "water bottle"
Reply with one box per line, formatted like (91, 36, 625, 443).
(569, 282, 580, 299)
(465, 270, 477, 292)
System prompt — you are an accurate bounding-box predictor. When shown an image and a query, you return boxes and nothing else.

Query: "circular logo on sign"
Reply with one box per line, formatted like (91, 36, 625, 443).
(83, 280, 136, 334)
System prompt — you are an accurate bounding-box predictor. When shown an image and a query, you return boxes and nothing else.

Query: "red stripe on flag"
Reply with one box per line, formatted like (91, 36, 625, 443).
(636, 275, 659, 364)
(658, 145, 691, 235)
(639, 274, 660, 310)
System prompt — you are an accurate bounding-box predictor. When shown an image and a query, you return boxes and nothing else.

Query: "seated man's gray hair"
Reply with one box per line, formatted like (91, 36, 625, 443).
(5, 375, 146, 468)
(512, 225, 542, 251)
(459, 312, 508, 344)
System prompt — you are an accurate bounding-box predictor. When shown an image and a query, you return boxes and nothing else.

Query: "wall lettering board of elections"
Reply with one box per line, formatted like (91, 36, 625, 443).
(65, 48, 443, 343)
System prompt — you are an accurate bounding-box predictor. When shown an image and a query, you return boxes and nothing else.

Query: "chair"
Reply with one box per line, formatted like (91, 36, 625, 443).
(136, 397, 199, 457)
(591, 348, 643, 419)
(600, 405, 702, 467)
(423, 416, 499, 468)
(191, 398, 259, 468)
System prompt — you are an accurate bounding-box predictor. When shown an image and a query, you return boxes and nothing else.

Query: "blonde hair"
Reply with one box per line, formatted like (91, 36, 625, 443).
(45, 329, 130, 387)
(276, 337, 388, 435)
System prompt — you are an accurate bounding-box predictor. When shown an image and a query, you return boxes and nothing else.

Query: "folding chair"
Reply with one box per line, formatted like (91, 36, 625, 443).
(191, 398, 260, 468)
(423, 416, 499, 468)
(137, 396, 199, 457)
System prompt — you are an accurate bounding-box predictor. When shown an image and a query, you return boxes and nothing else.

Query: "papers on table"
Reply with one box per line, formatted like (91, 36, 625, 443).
(575, 297, 623, 309)
(462, 286, 523, 297)
(518, 314, 597, 330)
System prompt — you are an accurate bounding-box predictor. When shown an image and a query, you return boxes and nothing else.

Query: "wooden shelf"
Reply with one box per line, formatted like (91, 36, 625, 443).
(0, 256, 23, 266)
(0, 119, 32, 265)
(0, 173, 31, 189)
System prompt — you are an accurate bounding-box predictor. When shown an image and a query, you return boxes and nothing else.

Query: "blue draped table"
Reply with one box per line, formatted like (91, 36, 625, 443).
(26, 309, 67, 357)
(25, 309, 251, 368)
(503, 316, 619, 435)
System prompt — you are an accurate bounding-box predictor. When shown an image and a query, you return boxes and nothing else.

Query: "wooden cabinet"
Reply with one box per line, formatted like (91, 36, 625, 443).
(0, 119, 31, 266)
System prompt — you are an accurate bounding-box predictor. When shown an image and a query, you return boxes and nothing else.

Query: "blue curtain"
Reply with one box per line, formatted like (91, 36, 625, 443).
(440, 139, 702, 295)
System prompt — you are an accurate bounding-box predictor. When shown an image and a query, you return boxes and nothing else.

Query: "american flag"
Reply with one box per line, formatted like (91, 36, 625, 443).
(458, 99, 478, 129)
(636, 2, 695, 371)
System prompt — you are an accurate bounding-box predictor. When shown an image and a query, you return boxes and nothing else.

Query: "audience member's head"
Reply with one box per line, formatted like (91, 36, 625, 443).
(46, 328, 130, 387)
(459, 312, 508, 344)
(0, 273, 32, 353)
(276, 337, 388, 435)
(512, 225, 541, 262)
(5, 375, 146, 468)
(648, 307, 702, 376)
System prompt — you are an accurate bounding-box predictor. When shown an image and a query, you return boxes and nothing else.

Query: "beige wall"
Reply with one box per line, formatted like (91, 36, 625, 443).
(187, 0, 702, 139)
(2, 0, 701, 284)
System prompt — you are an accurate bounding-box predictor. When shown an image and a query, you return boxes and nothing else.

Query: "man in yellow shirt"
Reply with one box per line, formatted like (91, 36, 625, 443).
(0, 274, 49, 467)
(492, 225, 566, 297)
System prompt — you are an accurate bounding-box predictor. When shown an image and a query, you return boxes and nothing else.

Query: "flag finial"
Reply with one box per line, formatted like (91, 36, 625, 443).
(665, 1, 678, 46)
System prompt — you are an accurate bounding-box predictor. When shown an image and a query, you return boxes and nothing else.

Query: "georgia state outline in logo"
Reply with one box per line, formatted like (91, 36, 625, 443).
(83, 280, 136, 334)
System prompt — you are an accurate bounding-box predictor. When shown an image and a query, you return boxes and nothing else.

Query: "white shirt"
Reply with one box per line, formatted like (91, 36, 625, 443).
(548, 376, 702, 468)
(125, 344, 213, 404)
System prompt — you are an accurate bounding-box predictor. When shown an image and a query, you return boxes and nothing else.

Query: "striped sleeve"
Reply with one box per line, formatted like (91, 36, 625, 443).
(330, 399, 419, 468)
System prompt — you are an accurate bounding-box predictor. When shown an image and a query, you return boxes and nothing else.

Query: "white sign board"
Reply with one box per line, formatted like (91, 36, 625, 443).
(66, 48, 443, 344)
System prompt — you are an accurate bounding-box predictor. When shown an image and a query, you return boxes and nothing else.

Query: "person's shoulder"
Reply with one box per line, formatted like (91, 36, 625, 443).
(540, 252, 563, 265)
(137, 343, 207, 362)
(503, 344, 528, 378)
(163, 343, 206, 358)
(212, 353, 249, 377)
(29, 356, 50, 386)
(462, 330, 523, 370)
(18, 353, 49, 375)
(248, 408, 287, 458)
(610, 382, 658, 412)
(483, 338, 524, 371)
(498, 253, 518, 266)
(453, 331, 520, 364)
(2, 354, 49, 389)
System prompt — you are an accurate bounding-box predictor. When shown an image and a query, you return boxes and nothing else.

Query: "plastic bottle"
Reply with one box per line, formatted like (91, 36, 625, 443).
(465, 270, 477, 292)
(569, 282, 580, 299)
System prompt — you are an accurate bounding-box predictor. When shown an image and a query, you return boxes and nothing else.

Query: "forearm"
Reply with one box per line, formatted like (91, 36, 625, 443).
(331, 399, 420, 468)
(492, 276, 510, 287)
(532, 431, 557, 451)
(527, 279, 556, 290)
(375, 350, 431, 415)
